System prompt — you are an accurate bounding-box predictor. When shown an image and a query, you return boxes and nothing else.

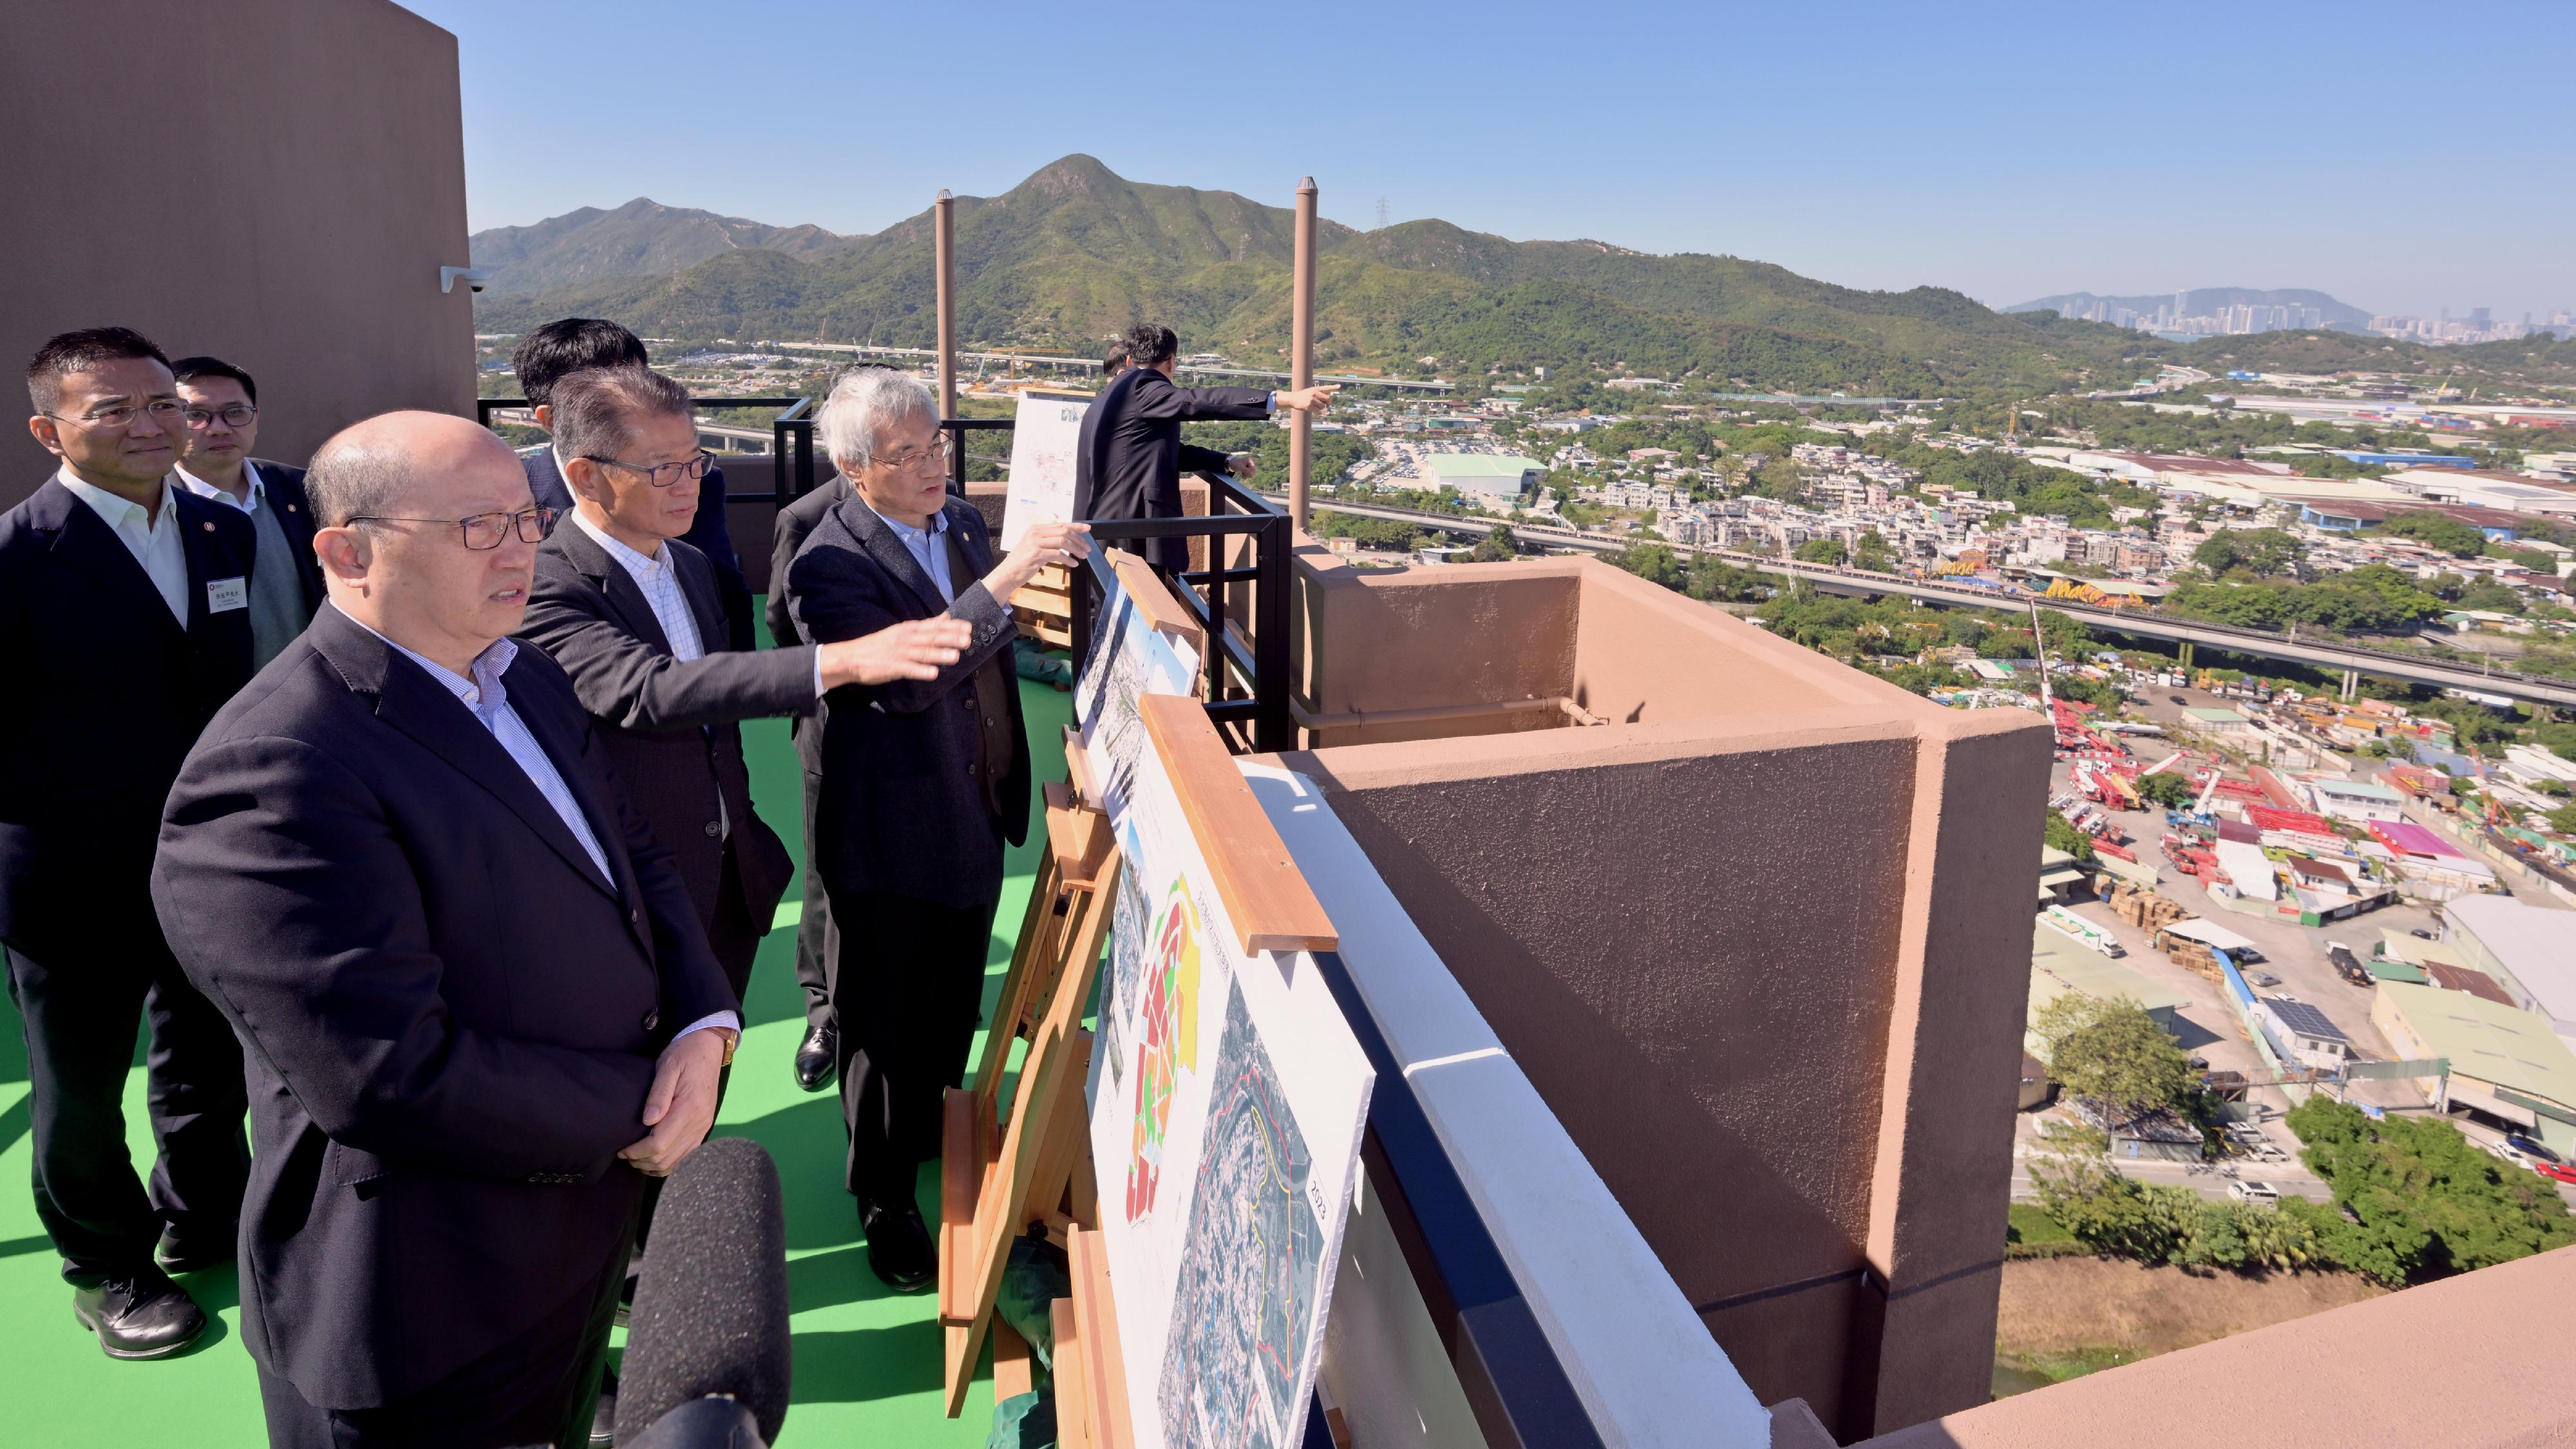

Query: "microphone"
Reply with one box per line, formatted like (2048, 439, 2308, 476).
(615, 1137, 792, 1448)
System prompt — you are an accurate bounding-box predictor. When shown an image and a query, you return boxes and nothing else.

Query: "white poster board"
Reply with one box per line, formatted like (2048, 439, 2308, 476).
(1001, 388, 1094, 550)
(1075, 558, 1375, 1449)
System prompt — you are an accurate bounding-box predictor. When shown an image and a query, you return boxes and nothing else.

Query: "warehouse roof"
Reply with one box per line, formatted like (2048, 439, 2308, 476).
(2445, 895, 2576, 1023)
(2377, 981, 2576, 1105)
(1426, 453, 1543, 478)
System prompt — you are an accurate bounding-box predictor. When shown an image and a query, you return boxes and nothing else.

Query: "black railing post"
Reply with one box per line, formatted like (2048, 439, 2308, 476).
(1256, 510, 1293, 752)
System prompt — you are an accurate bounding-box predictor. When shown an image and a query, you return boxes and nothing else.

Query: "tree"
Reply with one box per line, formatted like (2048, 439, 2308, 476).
(2034, 608, 2091, 661)
(2136, 772, 2195, 809)
(2042, 808, 2096, 862)
(1793, 537, 1848, 567)
(2193, 527, 2306, 580)
(2374, 511, 2490, 558)
(1605, 542, 1681, 589)
(2031, 993, 2196, 1122)
(2455, 580, 2524, 614)
(2286, 1095, 2576, 1283)
(1753, 456, 1805, 502)
(1468, 525, 1519, 563)
(1853, 530, 1896, 573)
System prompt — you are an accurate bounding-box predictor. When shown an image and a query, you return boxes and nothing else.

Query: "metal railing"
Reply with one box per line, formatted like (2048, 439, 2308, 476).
(477, 395, 817, 503)
(1072, 470, 1298, 755)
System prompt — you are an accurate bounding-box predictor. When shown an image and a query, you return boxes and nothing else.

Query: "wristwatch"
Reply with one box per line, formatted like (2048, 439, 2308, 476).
(716, 1028, 740, 1066)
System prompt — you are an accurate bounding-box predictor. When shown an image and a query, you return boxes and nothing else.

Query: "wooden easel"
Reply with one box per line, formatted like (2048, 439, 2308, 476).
(939, 780, 1121, 1417)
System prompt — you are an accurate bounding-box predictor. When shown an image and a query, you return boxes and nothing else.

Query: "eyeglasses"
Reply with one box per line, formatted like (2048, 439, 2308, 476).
(874, 435, 953, 472)
(44, 399, 184, 430)
(582, 450, 715, 489)
(347, 507, 558, 551)
(184, 403, 259, 429)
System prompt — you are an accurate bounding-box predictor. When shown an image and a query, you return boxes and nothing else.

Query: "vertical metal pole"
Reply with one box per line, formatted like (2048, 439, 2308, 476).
(1289, 177, 1318, 531)
(934, 189, 958, 422)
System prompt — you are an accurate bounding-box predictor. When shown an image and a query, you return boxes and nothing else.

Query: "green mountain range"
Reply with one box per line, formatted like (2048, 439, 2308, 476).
(470, 155, 2163, 397)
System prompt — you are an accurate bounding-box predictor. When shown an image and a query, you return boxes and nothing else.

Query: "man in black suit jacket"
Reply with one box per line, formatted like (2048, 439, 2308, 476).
(172, 355, 323, 668)
(766, 468, 855, 1092)
(3, 328, 254, 1359)
(1072, 322, 1334, 573)
(519, 367, 967, 1004)
(512, 319, 755, 649)
(153, 410, 738, 1448)
(784, 366, 1088, 1289)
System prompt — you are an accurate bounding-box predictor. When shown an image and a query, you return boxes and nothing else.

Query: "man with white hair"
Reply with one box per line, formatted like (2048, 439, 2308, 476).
(153, 410, 736, 1448)
(784, 367, 1090, 1289)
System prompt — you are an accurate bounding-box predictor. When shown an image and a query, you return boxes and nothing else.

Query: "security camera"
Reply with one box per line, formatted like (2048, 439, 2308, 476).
(440, 266, 492, 295)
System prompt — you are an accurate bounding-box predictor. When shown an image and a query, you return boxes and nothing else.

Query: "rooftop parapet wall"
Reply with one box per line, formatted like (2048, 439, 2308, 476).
(1274, 548, 2054, 1441)
(1852, 1244, 2576, 1448)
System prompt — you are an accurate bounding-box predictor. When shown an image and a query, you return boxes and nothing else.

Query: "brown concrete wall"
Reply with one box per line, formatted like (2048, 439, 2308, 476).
(1280, 556, 2054, 1441)
(1293, 545, 1583, 748)
(1856, 1245, 2576, 1448)
(1, 0, 473, 509)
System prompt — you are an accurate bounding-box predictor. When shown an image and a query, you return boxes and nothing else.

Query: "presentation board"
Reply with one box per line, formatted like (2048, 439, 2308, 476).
(1001, 389, 1094, 550)
(1075, 558, 1375, 1449)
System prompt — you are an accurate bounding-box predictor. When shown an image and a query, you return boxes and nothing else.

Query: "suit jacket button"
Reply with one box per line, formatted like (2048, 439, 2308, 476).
(703, 820, 721, 838)
(643, 1010, 659, 1032)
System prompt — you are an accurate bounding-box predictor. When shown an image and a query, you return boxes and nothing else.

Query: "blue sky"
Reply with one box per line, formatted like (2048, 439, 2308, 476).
(414, 0, 2572, 319)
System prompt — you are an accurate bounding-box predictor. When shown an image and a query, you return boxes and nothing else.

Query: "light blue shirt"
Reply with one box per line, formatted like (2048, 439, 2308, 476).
(337, 606, 739, 1043)
(867, 502, 957, 603)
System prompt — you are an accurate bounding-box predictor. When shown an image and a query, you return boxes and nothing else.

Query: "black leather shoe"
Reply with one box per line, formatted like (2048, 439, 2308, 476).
(795, 1023, 837, 1093)
(72, 1271, 207, 1359)
(154, 1227, 234, 1276)
(590, 1365, 618, 1447)
(861, 1198, 936, 1292)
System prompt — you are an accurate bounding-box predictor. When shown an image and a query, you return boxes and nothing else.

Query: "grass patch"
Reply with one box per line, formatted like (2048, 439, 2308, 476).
(2007, 1203, 2078, 1245)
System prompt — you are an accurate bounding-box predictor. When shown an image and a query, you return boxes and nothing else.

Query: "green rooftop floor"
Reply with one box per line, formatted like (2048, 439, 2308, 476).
(0, 616, 1072, 1446)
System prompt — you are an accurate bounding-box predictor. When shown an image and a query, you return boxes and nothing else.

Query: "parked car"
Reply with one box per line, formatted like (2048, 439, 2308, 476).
(2410, 928, 2434, 940)
(2230, 1181, 2280, 1204)
(2506, 1133, 2561, 1164)
(2539, 1160, 2576, 1186)
(2246, 970, 2282, 988)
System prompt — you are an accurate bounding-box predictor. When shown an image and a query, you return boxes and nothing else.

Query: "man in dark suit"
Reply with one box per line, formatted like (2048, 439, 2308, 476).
(518, 365, 968, 1005)
(511, 318, 755, 650)
(784, 366, 1088, 1289)
(153, 409, 739, 1449)
(767, 466, 855, 1093)
(3, 327, 254, 1359)
(1072, 321, 1334, 573)
(171, 355, 322, 668)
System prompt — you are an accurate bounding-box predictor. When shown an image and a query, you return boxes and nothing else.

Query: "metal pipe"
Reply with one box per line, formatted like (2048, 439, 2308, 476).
(934, 189, 957, 421)
(1289, 176, 1317, 531)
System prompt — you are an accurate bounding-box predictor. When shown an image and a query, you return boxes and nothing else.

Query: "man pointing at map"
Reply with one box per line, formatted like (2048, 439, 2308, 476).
(1072, 323, 1334, 574)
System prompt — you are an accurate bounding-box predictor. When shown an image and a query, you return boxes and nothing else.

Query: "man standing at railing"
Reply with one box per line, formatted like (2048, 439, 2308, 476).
(511, 319, 756, 649)
(784, 366, 1089, 1291)
(1073, 323, 1334, 574)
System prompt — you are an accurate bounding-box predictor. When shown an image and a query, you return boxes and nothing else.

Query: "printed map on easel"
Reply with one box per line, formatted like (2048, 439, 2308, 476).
(1072, 549, 1197, 827)
(1076, 560, 1374, 1449)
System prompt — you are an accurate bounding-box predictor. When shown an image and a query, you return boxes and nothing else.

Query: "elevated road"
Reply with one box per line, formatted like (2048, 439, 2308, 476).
(1287, 494, 2576, 710)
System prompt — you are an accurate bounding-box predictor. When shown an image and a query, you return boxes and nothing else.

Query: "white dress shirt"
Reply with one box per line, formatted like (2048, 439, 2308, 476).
(57, 466, 189, 623)
(339, 606, 739, 1045)
(572, 507, 826, 699)
(866, 502, 958, 602)
(176, 457, 265, 513)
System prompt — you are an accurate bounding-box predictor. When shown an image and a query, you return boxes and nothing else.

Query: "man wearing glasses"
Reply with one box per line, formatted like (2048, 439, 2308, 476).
(784, 366, 1090, 1290)
(521, 366, 971, 1021)
(170, 355, 323, 668)
(153, 409, 737, 1448)
(1, 327, 256, 1359)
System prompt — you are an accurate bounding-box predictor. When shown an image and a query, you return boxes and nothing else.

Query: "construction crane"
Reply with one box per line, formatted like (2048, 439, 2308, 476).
(2027, 596, 2056, 711)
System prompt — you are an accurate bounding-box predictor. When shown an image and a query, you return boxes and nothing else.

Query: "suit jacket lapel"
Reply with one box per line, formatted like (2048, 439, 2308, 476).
(500, 652, 652, 937)
(47, 482, 187, 641)
(556, 523, 676, 655)
(838, 497, 948, 616)
(308, 610, 623, 902)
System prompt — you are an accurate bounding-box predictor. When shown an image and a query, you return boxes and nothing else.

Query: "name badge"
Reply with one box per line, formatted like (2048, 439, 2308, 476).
(208, 576, 249, 613)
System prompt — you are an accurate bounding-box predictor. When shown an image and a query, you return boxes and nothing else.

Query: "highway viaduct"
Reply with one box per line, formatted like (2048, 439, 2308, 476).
(1285, 494, 2576, 711)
